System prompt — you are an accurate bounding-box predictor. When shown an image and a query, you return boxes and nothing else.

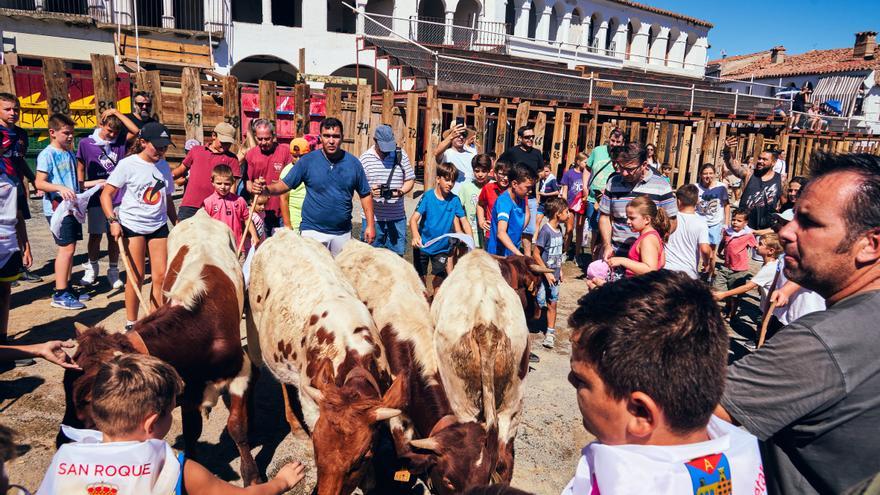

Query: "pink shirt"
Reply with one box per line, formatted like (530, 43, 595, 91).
(625, 229, 665, 277)
(723, 230, 757, 271)
(180, 145, 240, 208)
(202, 192, 249, 245)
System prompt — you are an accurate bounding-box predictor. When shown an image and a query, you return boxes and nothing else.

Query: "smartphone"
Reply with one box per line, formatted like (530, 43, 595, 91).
(455, 117, 465, 127)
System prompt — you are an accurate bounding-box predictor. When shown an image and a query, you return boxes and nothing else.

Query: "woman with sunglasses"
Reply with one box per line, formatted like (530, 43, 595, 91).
(777, 176, 808, 214)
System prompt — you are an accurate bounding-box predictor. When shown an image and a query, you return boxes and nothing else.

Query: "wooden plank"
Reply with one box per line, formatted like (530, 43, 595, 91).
(325, 87, 342, 118)
(702, 126, 716, 165)
(424, 86, 442, 189)
(549, 109, 565, 175)
(755, 133, 765, 156)
(657, 122, 669, 164)
(258, 80, 277, 123)
(566, 111, 581, 167)
(41, 58, 70, 116)
(600, 122, 612, 145)
(473, 104, 487, 154)
(495, 98, 509, 155)
(789, 138, 800, 176)
(675, 125, 692, 188)
(514, 101, 530, 134)
(646, 122, 657, 145)
(294, 84, 309, 137)
(134, 70, 164, 122)
(687, 120, 706, 186)
(585, 100, 599, 152)
(713, 124, 728, 173)
(452, 102, 467, 124)
(90, 54, 118, 119)
(381, 89, 395, 125)
(668, 124, 680, 173)
(404, 92, 419, 164)
(222, 75, 241, 146)
(803, 137, 814, 173)
(119, 35, 213, 56)
(629, 121, 640, 143)
(354, 84, 372, 156)
(181, 67, 204, 143)
(745, 132, 756, 159)
(0, 65, 15, 94)
(533, 111, 547, 152)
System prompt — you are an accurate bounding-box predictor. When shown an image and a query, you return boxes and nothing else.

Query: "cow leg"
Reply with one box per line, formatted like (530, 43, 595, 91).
(180, 400, 203, 459)
(281, 384, 310, 438)
(226, 390, 259, 486)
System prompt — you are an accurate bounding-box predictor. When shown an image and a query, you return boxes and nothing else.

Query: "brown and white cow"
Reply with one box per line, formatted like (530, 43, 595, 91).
(59, 209, 258, 484)
(246, 230, 405, 495)
(427, 249, 531, 485)
(336, 240, 494, 493)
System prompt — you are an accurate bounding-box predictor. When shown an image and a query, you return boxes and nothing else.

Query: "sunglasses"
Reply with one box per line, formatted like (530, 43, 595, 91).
(135, 101, 151, 107)
(521, 134, 535, 139)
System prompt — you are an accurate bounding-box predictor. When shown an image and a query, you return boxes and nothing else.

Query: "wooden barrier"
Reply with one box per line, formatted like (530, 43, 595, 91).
(41, 58, 69, 116)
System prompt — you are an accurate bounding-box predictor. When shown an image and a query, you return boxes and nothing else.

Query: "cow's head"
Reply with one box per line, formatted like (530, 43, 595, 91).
(57, 323, 139, 446)
(495, 255, 554, 320)
(306, 360, 405, 495)
(409, 416, 500, 494)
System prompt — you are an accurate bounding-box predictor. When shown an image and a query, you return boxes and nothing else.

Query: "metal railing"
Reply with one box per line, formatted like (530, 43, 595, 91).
(403, 14, 507, 51)
(789, 110, 880, 134)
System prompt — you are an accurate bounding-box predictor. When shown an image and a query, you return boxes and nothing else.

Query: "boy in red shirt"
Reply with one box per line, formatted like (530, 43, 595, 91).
(713, 208, 757, 318)
(202, 165, 257, 250)
(476, 160, 510, 240)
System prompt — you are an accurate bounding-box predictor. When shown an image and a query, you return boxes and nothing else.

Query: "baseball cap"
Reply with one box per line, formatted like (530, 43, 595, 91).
(774, 209, 794, 222)
(213, 122, 236, 144)
(184, 139, 201, 152)
(290, 137, 311, 155)
(139, 122, 173, 148)
(374, 124, 396, 153)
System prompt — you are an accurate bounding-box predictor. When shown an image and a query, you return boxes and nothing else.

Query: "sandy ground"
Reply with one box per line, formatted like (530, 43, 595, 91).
(2, 193, 760, 494)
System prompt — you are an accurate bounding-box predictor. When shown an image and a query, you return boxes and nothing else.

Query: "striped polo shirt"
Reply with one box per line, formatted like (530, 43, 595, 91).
(358, 146, 415, 221)
(599, 169, 678, 255)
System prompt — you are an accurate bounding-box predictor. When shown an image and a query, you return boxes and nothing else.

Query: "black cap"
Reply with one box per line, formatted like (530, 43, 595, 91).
(139, 122, 173, 148)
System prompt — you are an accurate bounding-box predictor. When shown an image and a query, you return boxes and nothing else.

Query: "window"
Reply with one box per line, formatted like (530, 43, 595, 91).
(327, 0, 356, 33)
(232, 0, 262, 23)
(274, 0, 302, 27)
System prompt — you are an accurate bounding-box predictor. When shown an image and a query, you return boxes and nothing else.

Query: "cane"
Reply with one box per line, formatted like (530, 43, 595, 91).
(236, 198, 259, 257)
(116, 237, 151, 316)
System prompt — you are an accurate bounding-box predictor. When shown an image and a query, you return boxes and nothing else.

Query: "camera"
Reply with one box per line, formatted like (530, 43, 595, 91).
(379, 184, 396, 200)
(378, 146, 403, 201)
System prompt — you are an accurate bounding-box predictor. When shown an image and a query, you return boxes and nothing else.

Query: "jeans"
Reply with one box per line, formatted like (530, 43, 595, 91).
(365, 218, 407, 256)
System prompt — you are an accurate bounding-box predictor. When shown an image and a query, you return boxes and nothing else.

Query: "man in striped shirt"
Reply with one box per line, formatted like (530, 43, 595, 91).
(598, 142, 677, 258)
(358, 125, 415, 256)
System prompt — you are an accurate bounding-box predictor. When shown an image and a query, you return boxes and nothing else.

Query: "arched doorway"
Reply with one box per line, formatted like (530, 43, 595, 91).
(568, 8, 582, 45)
(505, 0, 515, 35)
(527, 0, 539, 39)
(366, 0, 395, 30)
(418, 0, 445, 44)
(606, 17, 618, 55)
(588, 13, 601, 52)
(453, 0, 480, 46)
(647, 24, 659, 64)
(666, 27, 680, 66)
(231, 55, 299, 85)
(548, 4, 560, 42)
(625, 20, 639, 60)
(328, 64, 393, 92)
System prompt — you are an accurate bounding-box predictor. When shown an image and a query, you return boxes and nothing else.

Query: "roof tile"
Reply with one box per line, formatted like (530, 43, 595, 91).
(710, 46, 880, 80)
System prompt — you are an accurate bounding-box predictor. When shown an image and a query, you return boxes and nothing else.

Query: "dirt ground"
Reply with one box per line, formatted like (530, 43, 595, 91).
(2, 194, 760, 494)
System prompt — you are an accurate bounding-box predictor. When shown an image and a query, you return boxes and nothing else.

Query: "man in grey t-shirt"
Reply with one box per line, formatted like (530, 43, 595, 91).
(716, 153, 880, 494)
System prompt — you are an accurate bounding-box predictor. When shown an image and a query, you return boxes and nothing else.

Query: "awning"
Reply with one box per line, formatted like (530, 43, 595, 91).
(812, 75, 865, 117)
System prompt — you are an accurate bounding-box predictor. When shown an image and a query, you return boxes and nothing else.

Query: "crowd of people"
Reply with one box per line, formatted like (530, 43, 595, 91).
(1, 90, 879, 495)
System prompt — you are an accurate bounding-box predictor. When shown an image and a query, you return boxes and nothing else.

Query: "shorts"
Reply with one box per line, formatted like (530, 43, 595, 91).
(121, 223, 169, 240)
(301, 229, 351, 257)
(413, 249, 448, 278)
(177, 205, 200, 222)
(47, 214, 83, 247)
(536, 202, 545, 215)
(713, 266, 750, 292)
(87, 206, 111, 235)
(707, 224, 722, 245)
(523, 197, 538, 235)
(0, 251, 22, 283)
(536, 280, 559, 307)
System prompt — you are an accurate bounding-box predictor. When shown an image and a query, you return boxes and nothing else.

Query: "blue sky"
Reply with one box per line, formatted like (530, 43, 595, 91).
(648, 0, 880, 60)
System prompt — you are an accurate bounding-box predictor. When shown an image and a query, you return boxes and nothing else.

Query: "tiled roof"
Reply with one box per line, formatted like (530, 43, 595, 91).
(709, 46, 880, 80)
(607, 0, 713, 28)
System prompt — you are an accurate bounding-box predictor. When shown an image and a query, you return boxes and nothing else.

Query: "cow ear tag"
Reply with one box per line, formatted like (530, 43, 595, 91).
(393, 469, 411, 482)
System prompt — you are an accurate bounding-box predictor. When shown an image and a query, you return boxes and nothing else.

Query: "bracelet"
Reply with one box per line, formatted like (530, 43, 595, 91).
(107, 216, 119, 224)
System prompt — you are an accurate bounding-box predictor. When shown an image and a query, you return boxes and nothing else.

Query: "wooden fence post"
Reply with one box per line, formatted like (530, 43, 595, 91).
(495, 98, 509, 155)
(325, 87, 342, 118)
(566, 111, 581, 166)
(90, 54, 118, 120)
(473, 104, 487, 154)
(424, 86, 441, 189)
(354, 84, 372, 155)
(258, 79, 277, 123)
(549, 109, 565, 175)
(585, 100, 599, 153)
(222, 75, 241, 146)
(295, 83, 309, 137)
(0, 65, 15, 95)
(657, 122, 669, 164)
(452, 101, 467, 124)
(404, 92, 419, 163)
(381, 89, 395, 125)
(134, 70, 164, 122)
(41, 58, 69, 116)
(514, 101, 530, 133)
(533, 111, 547, 152)
(181, 67, 204, 143)
(687, 120, 706, 186)
(675, 125, 692, 188)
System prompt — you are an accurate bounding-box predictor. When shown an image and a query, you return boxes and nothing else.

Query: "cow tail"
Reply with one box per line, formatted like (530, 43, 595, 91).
(478, 324, 498, 429)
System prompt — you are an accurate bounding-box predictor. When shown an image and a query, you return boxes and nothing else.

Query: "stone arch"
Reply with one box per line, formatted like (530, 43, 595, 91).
(231, 55, 299, 85)
(625, 18, 640, 60)
(568, 7, 582, 45)
(505, 0, 516, 35)
(588, 12, 601, 51)
(548, 3, 562, 42)
(666, 26, 680, 66)
(683, 31, 698, 69)
(527, 0, 540, 39)
(605, 16, 619, 55)
(328, 64, 393, 91)
(453, 0, 481, 45)
(418, 0, 446, 44)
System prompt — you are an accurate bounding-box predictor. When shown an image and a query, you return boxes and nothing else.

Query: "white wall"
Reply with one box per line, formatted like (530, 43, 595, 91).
(0, 18, 115, 61)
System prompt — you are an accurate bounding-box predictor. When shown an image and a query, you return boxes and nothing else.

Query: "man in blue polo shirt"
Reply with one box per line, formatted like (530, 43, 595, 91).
(252, 117, 375, 256)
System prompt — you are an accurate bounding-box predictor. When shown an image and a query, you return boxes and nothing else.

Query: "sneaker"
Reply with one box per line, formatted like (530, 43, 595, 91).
(69, 287, 91, 302)
(51, 291, 86, 310)
(528, 352, 540, 363)
(19, 269, 42, 283)
(541, 333, 556, 349)
(80, 262, 98, 286)
(107, 266, 124, 290)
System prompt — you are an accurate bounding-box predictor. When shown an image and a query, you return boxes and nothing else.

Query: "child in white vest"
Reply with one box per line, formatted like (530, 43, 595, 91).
(562, 270, 767, 495)
(37, 353, 304, 494)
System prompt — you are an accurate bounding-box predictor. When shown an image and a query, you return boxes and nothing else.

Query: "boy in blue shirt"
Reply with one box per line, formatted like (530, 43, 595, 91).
(409, 162, 472, 293)
(487, 162, 537, 256)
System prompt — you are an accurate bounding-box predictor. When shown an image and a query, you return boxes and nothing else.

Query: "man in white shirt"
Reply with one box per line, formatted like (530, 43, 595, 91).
(664, 185, 711, 279)
(773, 149, 788, 183)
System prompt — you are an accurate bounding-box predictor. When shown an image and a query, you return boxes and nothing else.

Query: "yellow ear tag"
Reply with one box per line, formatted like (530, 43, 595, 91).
(394, 470, 411, 482)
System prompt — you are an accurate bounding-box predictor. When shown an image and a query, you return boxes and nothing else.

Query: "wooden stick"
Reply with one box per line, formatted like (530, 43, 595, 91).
(236, 199, 258, 257)
(757, 301, 778, 348)
(116, 237, 151, 316)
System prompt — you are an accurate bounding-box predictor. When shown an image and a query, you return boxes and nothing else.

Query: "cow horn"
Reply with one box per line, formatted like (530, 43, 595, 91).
(529, 264, 555, 274)
(410, 437, 441, 453)
(73, 322, 89, 336)
(372, 407, 402, 422)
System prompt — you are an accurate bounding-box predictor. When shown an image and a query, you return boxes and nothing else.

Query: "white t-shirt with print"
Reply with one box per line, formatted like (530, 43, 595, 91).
(440, 147, 476, 195)
(107, 154, 175, 234)
(664, 212, 709, 279)
(772, 257, 826, 325)
(749, 261, 779, 313)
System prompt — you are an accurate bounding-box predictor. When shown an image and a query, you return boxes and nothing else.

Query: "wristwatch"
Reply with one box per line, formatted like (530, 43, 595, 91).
(107, 216, 119, 224)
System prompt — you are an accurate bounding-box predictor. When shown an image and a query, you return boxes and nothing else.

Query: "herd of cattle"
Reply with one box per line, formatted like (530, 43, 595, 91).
(56, 210, 556, 494)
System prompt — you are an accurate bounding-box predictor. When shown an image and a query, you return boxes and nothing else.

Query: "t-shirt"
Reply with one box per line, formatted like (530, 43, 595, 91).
(359, 147, 414, 221)
(663, 212, 709, 279)
(440, 147, 475, 195)
(282, 149, 370, 235)
(741, 172, 783, 230)
(696, 182, 729, 227)
(560, 168, 583, 206)
(11, 125, 31, 181)
(561, 416, 766, 495)
(280, 163, 306, 231)
(499, 146, 543, 198)
(36, 145, 79, 217)
(749, 261, 779, 313)
(599, 169, 678, 255)
(0, 175, 19, 268)
(585, 145, 615, 202)
(537, 175, 559, 204)
(477, 182, 505, 224)
(202, 191, 249, 245)
(415, 189, 465, 256)
(244, 144, 291, 215)
(126, 113, 156, 130)
(487, 191, 526, 256)
(76, 129, 128, 207)
(459, 180, 482, 248)
(773, 159, 787, 176)
(721, 228, 757, 272)
(0, 124, 18, 177)
(107, 154, 175, 234)
(535, 222, 563, 280)
(722, 290, 880, 494)
(180, 145, 240, 209)
(772, 257, 826, 325)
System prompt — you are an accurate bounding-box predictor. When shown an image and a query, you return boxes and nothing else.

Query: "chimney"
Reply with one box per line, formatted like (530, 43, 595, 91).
(770, 46, 786, 64)
(853, 31, 877, 59)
